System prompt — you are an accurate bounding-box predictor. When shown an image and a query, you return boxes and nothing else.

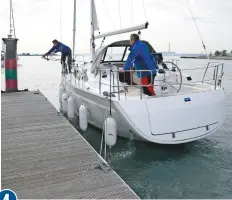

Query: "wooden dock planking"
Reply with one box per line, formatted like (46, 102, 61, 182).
(1, 91, 139, 199)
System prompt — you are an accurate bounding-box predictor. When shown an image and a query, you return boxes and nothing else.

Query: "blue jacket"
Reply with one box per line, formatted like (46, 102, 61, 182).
(45, 42, 71, 55)
(123, 40, 157, 78)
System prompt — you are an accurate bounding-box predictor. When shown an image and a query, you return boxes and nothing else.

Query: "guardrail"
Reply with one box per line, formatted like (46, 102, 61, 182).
(99, 69, 154, 100)
(180, 61, 224, 89)
(73, 60, 224, 100)
(202, 62, 224, 89)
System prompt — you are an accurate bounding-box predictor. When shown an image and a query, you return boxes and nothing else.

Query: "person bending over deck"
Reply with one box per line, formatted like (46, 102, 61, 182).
(43, 39, 72, 73)
(121, 34, 157, 96)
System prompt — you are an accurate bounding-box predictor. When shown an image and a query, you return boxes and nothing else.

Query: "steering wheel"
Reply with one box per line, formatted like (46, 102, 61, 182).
(157, 61, 183, 93)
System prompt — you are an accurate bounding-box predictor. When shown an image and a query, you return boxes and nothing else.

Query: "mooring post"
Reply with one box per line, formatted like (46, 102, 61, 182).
(2, 35, 18, 92)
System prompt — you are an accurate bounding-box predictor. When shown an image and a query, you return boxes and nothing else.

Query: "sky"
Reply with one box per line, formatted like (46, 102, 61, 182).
(0, 0, 232, 54)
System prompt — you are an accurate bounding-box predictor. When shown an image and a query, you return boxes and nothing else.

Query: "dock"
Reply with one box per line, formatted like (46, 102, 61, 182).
(1, 91, 139, 199)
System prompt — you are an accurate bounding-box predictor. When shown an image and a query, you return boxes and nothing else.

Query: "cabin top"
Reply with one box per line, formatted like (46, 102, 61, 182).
(90, 40, 159, 74)
(107, 40, 156, 53)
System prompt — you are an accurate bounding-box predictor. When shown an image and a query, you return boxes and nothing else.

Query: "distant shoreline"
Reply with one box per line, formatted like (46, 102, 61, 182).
(180, 56, 232, 60)
(18, 55, 43, 56)
(17, 54, 232, 60)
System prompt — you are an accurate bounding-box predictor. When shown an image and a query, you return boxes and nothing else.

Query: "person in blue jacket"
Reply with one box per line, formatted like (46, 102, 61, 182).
(121, 34, 157, 96)
(43, 39, 72, 73)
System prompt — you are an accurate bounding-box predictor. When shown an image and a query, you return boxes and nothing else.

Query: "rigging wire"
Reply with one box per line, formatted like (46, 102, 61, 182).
(59, 0, 63, 42)
(141, 0, 148, 22)
(102, 0, 115, 30)
(100, 96, 110, 158)
(185, 0, 209, 60)
(117, 0, 124, 46)
(72, 0, 76, 58)
(118, 0, 122, 31)
(59, 0, 66, 91)
(58, 0, 68, 94)
(71, 0, 77, 81)
(131, 0, 133, 25)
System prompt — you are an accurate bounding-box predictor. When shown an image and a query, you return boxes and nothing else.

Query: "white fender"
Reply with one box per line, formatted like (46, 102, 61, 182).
(67, 96, 75, 119)
(104, 116, 117, 147)
(61, 93, 68, 114)
(79, 104, 88, 131)
(59, 84, 65, 103)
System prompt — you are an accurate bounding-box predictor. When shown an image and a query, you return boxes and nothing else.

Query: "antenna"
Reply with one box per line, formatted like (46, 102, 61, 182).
(9, 0, 13, 38)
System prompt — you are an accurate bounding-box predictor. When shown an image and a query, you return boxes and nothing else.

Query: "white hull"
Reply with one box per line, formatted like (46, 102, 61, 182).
(55, 0, 226, 145)
(62, 71, 226, 144)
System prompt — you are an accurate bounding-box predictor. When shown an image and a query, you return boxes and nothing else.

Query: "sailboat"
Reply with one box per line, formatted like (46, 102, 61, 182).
(58, 0, 226, 144)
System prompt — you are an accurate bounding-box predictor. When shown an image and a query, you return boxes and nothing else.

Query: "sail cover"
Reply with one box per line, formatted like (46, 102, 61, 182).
(93, 0, 99, 31)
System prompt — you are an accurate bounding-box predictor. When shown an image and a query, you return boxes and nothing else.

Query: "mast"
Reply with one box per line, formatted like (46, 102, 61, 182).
(90, 0, 95, 60)
(72, 0, 76, 60)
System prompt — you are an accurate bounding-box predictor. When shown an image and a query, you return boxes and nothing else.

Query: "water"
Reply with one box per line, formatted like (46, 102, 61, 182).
(2, 56, 232, 198)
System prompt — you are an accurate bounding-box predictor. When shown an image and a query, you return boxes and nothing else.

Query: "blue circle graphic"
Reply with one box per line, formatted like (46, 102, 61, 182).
(0, 189, 17, 200)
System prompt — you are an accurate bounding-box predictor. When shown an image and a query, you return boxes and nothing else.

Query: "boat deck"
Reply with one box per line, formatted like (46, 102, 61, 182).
(106, 83, 214, 100)
(67, 73, 214, 100)
(1, 91, 139, 199)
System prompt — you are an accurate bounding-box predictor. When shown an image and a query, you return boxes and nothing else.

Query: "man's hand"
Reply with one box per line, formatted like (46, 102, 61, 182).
(42, 54, 49, 61)
(119, 68, 125, 72)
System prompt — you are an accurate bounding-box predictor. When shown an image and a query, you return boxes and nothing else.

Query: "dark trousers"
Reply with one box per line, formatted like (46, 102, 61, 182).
(61, 50, 72, 73)
(141, 74, 156, 96)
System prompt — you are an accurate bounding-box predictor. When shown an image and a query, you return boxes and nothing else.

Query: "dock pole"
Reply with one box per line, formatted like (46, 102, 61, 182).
(2, 35, 18, 92)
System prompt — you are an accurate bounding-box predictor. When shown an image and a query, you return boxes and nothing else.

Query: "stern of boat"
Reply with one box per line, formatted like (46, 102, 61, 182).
(116, 88, 226, 144)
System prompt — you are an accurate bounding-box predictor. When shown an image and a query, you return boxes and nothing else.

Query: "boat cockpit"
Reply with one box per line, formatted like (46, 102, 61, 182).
(91, 40, 169, 85)
(73, 39, 224, 99)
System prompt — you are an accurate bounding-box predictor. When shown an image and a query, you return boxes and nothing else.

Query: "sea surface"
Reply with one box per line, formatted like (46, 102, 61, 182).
(1, 56, 232, 199)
